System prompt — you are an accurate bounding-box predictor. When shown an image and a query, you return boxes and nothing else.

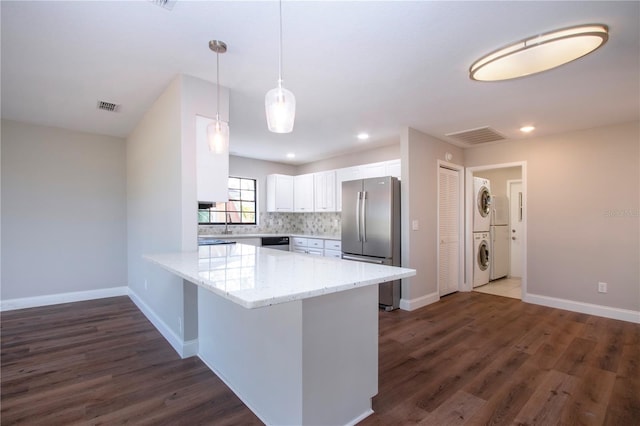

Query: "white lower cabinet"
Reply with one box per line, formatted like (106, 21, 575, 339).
(324, 239, 342, 258)
(292, 237, 342, 257)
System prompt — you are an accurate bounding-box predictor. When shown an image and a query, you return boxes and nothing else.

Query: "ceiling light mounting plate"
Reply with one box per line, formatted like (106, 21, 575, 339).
(209, 40, 227, 54)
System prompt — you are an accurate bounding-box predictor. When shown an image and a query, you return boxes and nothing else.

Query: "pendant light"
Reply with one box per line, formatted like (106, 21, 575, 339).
(265, 0, 296, 133)
(470, 24, 608, 81)
(208, 40, 229, 153)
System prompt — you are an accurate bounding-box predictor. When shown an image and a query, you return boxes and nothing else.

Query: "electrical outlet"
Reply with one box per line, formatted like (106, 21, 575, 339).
(598, 282, 607, 293)
(144, 279, 148, 290)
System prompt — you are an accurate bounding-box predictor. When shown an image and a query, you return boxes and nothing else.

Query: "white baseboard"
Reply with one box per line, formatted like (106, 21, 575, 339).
(128, 289, 199, 358)
(399, 291, 440, 311)
(346, 408, 374, 426)
(0, 286, 128, 312)
(525, 293, 640, 324)
(198, 355, 270, 425)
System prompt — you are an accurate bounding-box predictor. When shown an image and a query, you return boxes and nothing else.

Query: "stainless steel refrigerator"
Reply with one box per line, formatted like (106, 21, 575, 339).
(341, 176, 401, 310)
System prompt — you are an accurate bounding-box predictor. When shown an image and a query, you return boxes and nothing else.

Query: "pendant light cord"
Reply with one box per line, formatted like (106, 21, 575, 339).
(278, 0, 283, 88)
(216, 49, 221, 120)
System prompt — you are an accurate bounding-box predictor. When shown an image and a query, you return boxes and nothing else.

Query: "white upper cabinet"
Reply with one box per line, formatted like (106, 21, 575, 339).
(359, 162, 386, 179)
(314, 171, 336, 212)
(266, 174, 294, 212)
(294, 174, 314, 212)
(335, 166, 360, 212)
(334, 160, 401, 211)
(385, 159, 401, 179)
(267, 160, 401, 213)
(196, 115, 229, 203)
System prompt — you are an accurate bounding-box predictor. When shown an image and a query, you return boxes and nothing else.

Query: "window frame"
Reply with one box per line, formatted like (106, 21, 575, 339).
(198, 176, 257, 225)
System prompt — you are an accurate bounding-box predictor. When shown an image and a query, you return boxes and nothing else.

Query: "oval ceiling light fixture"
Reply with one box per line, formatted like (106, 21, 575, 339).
(357, 132, 370, 141)
(286, 152, 296, 159)
(520, 125, 536, 133)
(469, 24, 608, 82)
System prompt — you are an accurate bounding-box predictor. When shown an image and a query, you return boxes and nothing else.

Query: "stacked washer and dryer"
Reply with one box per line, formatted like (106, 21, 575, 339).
(473, 177, 491, 287)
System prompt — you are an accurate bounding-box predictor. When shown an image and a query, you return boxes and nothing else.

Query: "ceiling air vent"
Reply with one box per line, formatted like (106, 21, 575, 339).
(148, 0, 177, 10)
(445, 126, 505, 145)
(97, 100, 120, 113)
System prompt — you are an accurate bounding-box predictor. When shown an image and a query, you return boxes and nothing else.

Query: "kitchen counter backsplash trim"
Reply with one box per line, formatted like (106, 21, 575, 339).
(199, 212, 341, 236)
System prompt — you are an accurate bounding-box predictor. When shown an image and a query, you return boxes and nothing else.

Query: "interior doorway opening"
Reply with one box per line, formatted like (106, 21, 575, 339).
(466, 163, 527, 300)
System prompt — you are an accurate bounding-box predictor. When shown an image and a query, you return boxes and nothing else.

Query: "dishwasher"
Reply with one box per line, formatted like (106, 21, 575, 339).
(261, 236, 290, 251)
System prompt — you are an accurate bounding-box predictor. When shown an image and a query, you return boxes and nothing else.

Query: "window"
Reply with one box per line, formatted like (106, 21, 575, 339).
(198, 177, 257, 225)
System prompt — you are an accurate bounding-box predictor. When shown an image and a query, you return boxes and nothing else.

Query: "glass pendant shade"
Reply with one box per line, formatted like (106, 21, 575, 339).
(207, 117, 229, 154)
(265, 85, 296, 133)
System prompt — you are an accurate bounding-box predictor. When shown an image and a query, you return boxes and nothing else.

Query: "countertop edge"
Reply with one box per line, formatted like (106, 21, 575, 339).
(144, 250, 415, 310)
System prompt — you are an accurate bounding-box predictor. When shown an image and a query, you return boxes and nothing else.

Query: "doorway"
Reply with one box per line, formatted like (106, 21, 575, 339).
(465, 162, 527, 300)
(437, 162, 464, 297)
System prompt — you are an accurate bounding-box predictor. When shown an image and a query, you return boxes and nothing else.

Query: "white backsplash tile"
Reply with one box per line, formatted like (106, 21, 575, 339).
(199, 212, 341, 236)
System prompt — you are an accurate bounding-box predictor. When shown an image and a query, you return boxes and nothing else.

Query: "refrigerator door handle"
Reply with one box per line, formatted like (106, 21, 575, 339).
(361, 191, 367, 242)
(342, 255, 384, 264)
(356, 191, 362, 242)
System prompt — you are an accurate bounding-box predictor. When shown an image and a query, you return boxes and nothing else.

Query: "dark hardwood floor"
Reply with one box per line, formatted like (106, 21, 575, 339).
(1, 293, 638, 425)
(0, 297, 261, 425)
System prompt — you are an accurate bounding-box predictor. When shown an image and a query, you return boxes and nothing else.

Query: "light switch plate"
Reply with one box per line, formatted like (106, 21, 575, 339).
(412, 220, 419, 231)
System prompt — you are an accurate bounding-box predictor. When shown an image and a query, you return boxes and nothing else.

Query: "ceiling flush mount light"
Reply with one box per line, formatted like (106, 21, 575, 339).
(520, 125, 536, 133)
(469, 24, 608, 82)
(208, 40, 229, 154)
(265, 0, 296, 133)
(286, 152, 296, 159)
(357, 132, 370, 141)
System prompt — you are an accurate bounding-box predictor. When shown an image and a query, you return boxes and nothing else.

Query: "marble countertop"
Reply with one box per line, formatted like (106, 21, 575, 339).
(145, 244, 415, 309)
(199, 233, 340, 240)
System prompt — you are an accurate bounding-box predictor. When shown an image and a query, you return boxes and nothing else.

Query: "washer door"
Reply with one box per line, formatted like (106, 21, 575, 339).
(477, 187, 491, 218)
(477, 240, 489, 271)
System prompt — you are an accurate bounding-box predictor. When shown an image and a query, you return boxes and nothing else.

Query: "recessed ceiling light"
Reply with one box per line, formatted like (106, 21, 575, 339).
(357, 133, 370, 141)
(286, 153, 296, 159)
(520, 126, 536, 133)
(470, 24, 608, 81)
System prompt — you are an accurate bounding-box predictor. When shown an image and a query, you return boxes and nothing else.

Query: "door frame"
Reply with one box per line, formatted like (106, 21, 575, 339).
(437, 160, 465, 297)
(507, 179, 523, 278)
(464, 161, 528, 299)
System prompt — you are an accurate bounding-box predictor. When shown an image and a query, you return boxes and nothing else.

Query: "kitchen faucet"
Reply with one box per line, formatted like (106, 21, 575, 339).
(223, 213, 232, 234)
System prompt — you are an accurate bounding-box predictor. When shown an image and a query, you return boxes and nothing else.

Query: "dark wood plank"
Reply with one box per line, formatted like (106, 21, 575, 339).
(363, 292, 640, 425)
(1, 297, 261, 425)
(3, 292, 639, 425)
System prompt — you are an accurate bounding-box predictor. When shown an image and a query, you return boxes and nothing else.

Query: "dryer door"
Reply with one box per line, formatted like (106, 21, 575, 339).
(477, 186, 491, 218)
(478, 240, 490, 271)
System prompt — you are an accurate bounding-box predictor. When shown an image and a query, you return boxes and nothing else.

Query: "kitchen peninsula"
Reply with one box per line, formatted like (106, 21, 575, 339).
(145, 243, 415, 425)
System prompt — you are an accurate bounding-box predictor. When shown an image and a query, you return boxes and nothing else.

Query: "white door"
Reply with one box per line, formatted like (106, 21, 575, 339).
(508, 181, 523, 277)
(438, 166, 460, 296)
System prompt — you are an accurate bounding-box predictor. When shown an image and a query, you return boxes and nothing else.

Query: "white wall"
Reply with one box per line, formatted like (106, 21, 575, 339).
(127, 76, 185, 341)
(400, 128, 464, 308)
(296, 143, 400, 174)
(1, 119, 127, 300)
(127, 74, 229, 351)
(465, 121, 639, 313)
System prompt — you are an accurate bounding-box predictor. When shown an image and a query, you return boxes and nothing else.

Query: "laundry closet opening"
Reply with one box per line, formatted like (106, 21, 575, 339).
(470, 165, 524, 300)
